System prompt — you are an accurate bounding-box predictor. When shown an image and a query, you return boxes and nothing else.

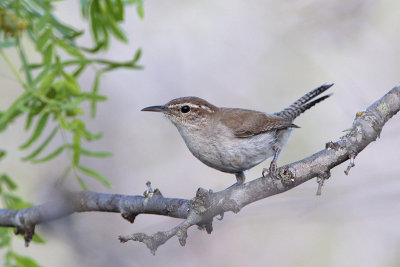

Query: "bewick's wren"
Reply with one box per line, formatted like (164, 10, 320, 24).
(142, 84, 333, 185)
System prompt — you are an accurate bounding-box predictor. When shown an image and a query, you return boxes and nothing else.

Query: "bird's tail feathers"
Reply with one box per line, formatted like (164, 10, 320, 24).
(275, 83, 333, 121)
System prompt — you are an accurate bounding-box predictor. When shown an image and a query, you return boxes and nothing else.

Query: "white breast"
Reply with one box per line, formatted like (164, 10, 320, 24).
(175, 123, 292, 174)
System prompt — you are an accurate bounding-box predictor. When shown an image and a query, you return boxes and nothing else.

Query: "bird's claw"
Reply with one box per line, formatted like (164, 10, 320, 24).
(262, 168, 269, 177)
(262, 162, 278, 179)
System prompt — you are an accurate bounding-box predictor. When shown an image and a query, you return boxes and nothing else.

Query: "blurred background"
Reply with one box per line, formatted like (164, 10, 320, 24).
(1, 0, 400, 266)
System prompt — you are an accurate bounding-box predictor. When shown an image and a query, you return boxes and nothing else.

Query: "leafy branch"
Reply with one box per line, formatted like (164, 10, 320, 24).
(0, 0, 144, 265)
(0, 0, 142, 188)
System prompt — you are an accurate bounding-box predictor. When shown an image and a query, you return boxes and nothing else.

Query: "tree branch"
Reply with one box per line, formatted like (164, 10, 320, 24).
(0, 190, 190, 246)
(1, 85, 399, 253)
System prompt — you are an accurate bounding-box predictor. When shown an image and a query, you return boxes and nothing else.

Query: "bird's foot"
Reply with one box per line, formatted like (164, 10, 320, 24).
(262, 168, 269, 177)
(262, 161, 278, 179)
(263, 146, 280, 179)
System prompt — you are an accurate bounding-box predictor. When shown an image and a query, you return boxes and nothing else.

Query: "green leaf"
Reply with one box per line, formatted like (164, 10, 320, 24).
(79, 41, 105, 53)
(0, 91, 31, 132)
(39, 70, 57, 91)
(81, 149, 112, 157)
(0, 40, 16, 48)
(27, 63, 43, 69)
(22, 127, 58, 161)
(20, 113, 50, 150)
(72, 130, 81, 165)
(62, 79, 81, 96)
(61, 73, 81, 95)
(90, 2, 100, 43)
(81, 129, 102, 141)
(5, 250, 13, 266)
(66, 146, 112, 158)
(25, 112, 35, 131)
(75, 175, 88, 190)
(18, 38, 34, 86)
(99, 56, 143, 71)
(10, 251, 41, 267)
(59, 97, 85, 110)
(25, 101, 45, 118)
(81, 92, 107, 101)
(43, 43, 53, 65)
(106, 17, 128, 42)
(72, 63, 86, 77)
(0, 150, 6, 160)
(133, 48, 142, 63)
(71, 118, 85, 131)
(56, 40, 84, 59)
(0, 228, 11, 248)
(0, 174, 18, 191)
(51, 15, 82, 39)
(66, 108, 84, 116)
(76, 165, 111, 188)
(105, 0, 117, 19)
(31, 233, 46, 244)
(33, 65, 51, 86)
(2, 194, 32, 209)
(59, 115, 71, 130)
(90, 72, 101, 117)
(36, 13, 51, 32)
(80, 0, 90, 18)
(36, 27, 53, 51)
(137, 1, 144, 19)
(115, 0, 124, 20)
(31, 145, 65, 163)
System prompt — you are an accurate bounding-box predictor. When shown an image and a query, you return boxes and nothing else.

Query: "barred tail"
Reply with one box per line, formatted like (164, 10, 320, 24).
(275, 83, 333, 121)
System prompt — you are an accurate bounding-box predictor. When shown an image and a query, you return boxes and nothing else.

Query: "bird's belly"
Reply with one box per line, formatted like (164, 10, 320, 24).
(180, 130, 284, 174)
(214, 134, 276, 172)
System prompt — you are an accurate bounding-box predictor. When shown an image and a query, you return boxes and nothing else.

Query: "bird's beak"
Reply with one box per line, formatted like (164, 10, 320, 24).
(141, 105, 167, 112)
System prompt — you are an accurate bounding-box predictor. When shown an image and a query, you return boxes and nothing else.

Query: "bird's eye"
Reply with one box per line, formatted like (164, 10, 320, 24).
(181, 105, 190, 113)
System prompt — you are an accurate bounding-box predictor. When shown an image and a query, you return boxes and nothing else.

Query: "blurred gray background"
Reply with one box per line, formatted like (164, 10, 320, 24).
(1, 0, 400, 266)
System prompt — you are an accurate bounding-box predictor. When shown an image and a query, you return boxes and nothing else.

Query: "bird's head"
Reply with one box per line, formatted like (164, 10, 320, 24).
(141, 97, 218, 129)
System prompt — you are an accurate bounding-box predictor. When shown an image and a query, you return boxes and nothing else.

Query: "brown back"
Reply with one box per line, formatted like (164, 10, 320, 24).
(219, 108, 298, 138)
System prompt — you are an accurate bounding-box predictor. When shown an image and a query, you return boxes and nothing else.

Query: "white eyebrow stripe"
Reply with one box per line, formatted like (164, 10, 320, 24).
(200, 105, 214, 113)
(168, 103, 214, 113)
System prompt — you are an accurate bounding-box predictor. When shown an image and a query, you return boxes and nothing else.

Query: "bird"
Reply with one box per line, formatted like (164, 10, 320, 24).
(142, 84, 333, 185)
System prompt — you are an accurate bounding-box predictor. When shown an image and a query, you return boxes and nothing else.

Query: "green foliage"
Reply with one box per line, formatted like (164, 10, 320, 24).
(6, 251, 41, 267)
(0, 0, 142, 188)
(0, 0, 144, 265)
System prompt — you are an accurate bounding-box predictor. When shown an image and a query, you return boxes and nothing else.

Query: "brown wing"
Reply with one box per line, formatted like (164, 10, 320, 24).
(219, 108, 299, 138)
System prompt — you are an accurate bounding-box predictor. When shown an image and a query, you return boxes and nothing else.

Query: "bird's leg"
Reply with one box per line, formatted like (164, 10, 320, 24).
(262, 146, 281, 178)
(270, 147, 281, 175)
(235, 172, 246, 185)
(225, 172, 246, 190)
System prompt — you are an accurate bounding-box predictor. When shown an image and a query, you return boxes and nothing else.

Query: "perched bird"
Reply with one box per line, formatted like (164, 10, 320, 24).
(142, 84, 333, 185)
